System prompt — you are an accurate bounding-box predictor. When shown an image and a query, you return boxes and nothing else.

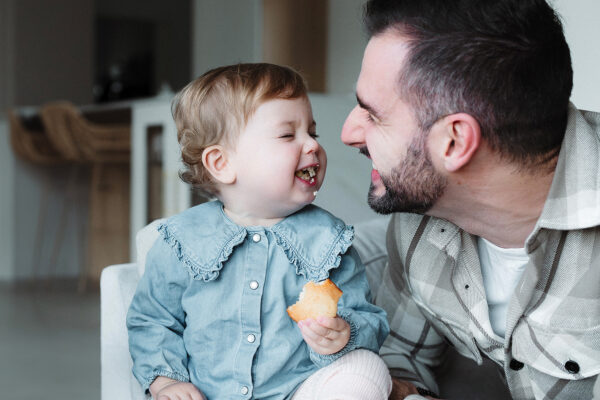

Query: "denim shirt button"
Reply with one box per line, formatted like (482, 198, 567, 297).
(249, 280, 259, 290)
(240, 386, 249, 395)
(252, 233, 261, 242)
(247, 334, 256, 343)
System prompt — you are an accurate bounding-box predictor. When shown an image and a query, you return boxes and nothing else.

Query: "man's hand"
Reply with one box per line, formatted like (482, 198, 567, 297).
(389, 378, 440, 399)
(298, 316, 350, 355)
(149, 376, 206, 400)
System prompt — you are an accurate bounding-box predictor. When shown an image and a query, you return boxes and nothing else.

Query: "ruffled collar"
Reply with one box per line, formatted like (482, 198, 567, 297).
(157, 201, 354, 282)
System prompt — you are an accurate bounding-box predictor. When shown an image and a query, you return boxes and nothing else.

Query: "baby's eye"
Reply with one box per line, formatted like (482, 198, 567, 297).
(279, 134, 294, 139)
(309, 132, 319, 138)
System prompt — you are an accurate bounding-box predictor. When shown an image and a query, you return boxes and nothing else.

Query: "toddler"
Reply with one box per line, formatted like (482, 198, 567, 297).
(127, 63, 391, 400)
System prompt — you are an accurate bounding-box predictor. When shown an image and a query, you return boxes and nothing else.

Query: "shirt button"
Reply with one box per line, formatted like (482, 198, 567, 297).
(240, 386, 249, 395)
(249, 280, 259, 290)
(565, 360, 580, 374)
(247, 334, 256, 343)
(509, 358, 524, 371)
(252, 233, 261, 242)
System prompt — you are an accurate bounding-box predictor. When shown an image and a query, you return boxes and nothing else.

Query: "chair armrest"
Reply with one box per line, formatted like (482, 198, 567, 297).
(100, 263, 146, 400)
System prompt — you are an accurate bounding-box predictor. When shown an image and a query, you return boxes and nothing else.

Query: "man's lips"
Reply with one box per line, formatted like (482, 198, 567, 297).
(371, 168, 381, 183)
(358, 147, 380, 183)
(359, 146, 370, 158)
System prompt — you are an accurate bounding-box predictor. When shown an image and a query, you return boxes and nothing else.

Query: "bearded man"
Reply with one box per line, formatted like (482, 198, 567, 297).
(341, 0, 600, 399)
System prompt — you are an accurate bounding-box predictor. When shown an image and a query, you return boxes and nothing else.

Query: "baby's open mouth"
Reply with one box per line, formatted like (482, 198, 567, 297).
(295, 165, 318, 184)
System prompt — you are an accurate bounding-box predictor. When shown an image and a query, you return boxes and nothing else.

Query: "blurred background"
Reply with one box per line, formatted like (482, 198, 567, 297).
(0, 0, 598, 399)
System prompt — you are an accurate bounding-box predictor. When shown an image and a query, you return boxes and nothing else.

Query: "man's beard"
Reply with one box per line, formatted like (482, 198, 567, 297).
(367, 132, 447, 215)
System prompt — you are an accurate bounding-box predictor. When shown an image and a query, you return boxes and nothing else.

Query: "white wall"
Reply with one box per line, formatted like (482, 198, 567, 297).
(553, 0, 600, 112)
(192, 0, 262, 77)
(326, 0, 367, 94)
(0, 117, 15, 280)
(0, 0, 15, 113)
(12, 0, 93, 106)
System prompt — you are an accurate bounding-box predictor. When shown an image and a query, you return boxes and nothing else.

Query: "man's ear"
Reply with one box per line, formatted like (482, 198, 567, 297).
(439, 113, 481, 172)
(202, 145, 235, 184)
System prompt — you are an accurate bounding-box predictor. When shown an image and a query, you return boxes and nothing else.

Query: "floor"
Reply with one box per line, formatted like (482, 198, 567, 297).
(0, 284, 100, 400)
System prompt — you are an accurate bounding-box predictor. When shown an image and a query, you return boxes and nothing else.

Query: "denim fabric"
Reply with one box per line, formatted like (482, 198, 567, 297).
(127, 201, 389, 400)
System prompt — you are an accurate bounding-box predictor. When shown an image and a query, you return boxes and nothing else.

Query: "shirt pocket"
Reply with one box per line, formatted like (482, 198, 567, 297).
(511, 320, 600, 380)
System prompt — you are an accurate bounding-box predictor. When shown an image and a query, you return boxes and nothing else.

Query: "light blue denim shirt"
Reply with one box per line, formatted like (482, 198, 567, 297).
(127, 201, 389, 399)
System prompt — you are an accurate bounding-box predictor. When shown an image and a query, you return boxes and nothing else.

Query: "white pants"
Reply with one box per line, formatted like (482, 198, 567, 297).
(291, 349, 392, 400)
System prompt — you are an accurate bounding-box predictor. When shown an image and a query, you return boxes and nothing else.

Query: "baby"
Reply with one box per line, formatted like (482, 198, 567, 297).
(127, 63, 391, 400)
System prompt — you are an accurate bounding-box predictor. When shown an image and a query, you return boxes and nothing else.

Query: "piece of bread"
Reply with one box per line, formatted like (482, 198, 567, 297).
(287, 278, 343, 322)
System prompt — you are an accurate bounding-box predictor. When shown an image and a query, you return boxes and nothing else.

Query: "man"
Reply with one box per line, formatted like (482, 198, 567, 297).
(341, 0, 600, 399)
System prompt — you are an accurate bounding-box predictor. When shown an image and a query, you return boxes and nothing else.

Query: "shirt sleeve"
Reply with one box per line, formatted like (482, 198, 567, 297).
(126, 238, 191, 392)
(374, 214, 447, 394)
(308, 246, 390, 367)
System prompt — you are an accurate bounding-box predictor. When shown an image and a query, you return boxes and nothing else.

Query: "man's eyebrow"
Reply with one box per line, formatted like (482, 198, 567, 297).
(356, 94, 381, 120)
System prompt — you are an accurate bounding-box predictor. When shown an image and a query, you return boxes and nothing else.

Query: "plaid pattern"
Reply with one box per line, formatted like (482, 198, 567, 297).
(376, 105, 600, 400)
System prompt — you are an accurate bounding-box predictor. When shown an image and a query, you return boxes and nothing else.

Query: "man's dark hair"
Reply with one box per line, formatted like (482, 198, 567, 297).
(364, 0, 573, 167)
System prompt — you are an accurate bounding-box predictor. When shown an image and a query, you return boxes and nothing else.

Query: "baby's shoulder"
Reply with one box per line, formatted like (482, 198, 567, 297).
(157, 201, 246, 282)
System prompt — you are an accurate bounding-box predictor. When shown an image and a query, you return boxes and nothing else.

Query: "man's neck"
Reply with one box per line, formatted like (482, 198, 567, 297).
(429, 158, 556, 248)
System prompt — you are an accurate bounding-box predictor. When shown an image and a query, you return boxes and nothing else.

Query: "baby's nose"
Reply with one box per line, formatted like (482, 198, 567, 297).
(304, 136, 319, 153)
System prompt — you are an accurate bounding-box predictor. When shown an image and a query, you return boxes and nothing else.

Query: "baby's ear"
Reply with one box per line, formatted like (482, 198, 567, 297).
(202, 145, 235, 184)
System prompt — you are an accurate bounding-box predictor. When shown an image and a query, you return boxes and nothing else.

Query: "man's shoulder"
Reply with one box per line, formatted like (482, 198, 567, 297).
(578, 108, 600, 135)
(388, 213, 438, 251)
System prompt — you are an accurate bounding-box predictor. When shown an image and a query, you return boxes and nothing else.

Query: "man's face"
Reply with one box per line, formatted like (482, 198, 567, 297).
(341, 31, 447, 214)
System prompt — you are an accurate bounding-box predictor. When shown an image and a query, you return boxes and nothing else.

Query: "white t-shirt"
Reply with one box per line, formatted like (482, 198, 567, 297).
(477, 237, 529, 338)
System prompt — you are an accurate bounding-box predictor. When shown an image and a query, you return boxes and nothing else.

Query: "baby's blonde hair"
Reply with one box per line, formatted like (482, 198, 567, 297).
(172, 63, 308, 197)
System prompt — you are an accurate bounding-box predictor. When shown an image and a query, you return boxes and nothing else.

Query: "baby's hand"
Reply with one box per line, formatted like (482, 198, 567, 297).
(298, 316, 350, 355)
(150, 376, 206, 400)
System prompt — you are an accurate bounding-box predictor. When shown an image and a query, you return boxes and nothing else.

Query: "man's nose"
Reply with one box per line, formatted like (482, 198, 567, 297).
(341, 106, 364, 148)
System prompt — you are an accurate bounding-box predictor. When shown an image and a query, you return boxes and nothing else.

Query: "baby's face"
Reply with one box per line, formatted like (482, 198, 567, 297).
(228, 96, 327, 219)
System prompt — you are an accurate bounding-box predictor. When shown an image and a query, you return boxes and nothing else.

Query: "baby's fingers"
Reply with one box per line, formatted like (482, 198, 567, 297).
(299, 319, 337, 339)
(299, 320, 330, 342)
(317, 316, 348, 332)
(299, 325, 332, 354)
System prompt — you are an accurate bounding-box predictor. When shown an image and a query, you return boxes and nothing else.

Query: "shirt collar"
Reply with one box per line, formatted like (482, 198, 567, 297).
(529, 104, 600, 241)
(158, 201, 354, 282)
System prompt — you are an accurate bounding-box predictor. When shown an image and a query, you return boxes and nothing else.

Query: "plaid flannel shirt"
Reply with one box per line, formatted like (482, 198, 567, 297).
(375, 104, 600, 400)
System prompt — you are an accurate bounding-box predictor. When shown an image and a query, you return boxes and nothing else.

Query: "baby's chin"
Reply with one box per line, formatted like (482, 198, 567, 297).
(281, 197, 318, 217)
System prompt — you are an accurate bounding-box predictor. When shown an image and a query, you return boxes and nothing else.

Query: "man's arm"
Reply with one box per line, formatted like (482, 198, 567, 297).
(377, 214, 448, 397)
(377, 276, 446, 396)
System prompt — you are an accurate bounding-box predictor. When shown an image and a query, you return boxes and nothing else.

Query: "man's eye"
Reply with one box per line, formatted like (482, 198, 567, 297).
(365, 113, 375, 123)
(279, 134, 294, 138)
(309, 132, 319, 138)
